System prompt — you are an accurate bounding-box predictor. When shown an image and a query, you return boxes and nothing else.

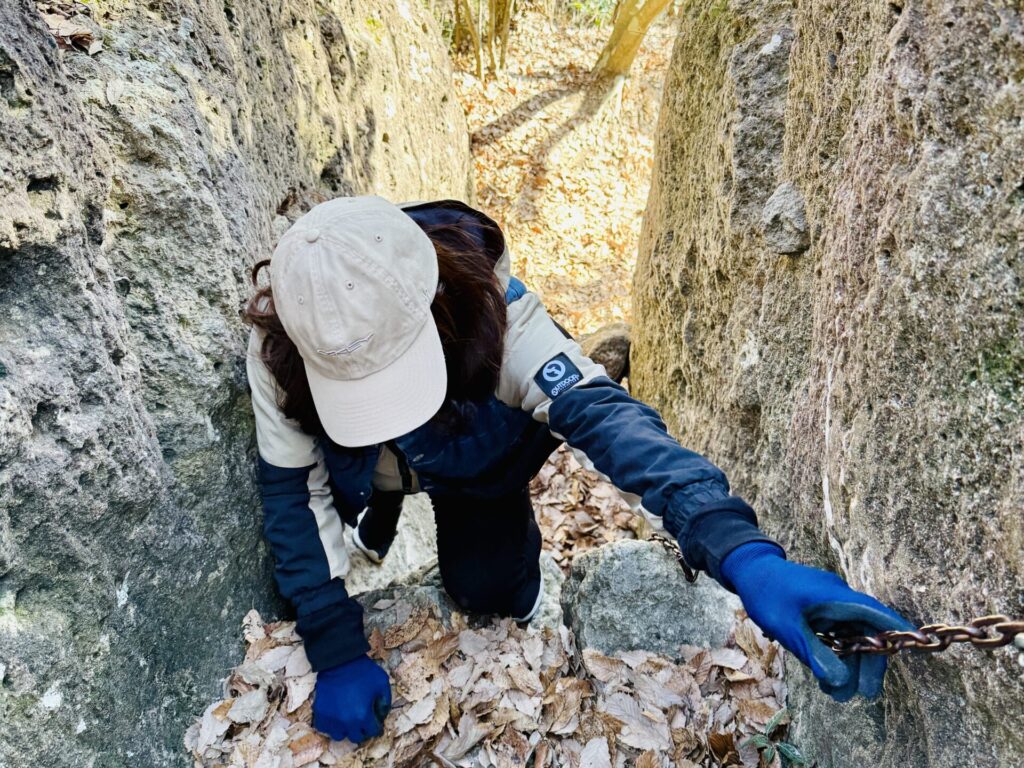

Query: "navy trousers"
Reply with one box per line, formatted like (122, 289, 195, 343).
(430, 487, 543, 620)
(365, 485, 543, 619)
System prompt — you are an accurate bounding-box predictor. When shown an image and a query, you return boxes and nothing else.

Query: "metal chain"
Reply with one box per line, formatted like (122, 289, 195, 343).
(817, 615, 1024, 657)
(648, 534, 1024, 660)
(650, 533, 699, 583)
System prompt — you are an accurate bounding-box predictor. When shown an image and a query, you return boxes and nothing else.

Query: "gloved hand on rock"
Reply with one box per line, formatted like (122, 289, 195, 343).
(312, 653, 392, 743)
(719, 541, 914, 702)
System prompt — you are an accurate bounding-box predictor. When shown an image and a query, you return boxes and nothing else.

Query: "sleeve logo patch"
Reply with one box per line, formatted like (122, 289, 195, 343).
(534, 353, 582, 398)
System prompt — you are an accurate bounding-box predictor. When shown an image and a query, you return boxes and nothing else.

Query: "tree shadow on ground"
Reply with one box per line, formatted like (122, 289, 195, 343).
(512, 75, 625, 222)
(472, 84, 578, 148)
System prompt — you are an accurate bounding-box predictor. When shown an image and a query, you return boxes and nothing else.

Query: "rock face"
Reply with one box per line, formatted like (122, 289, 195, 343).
(562, 540, 742, 657)
(345, 493, 439, 596)
(633, 1, 1023, 766)
(579, 321, 632, 382)
(760, 182, 809, 255)
(0, 0, 471, 764)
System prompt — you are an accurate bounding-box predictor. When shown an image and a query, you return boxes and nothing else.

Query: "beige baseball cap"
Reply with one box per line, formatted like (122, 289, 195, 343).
(270, 195, 446, 447)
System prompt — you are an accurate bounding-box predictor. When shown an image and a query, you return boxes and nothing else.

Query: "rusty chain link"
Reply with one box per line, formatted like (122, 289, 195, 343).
(649, 534, 1024, 659)
(650, 533, 699, 582)
(817, 615, 1024, 657)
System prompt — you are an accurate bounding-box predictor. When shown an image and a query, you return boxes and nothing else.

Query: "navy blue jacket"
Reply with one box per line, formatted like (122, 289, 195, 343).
(246, 200, 779, 671)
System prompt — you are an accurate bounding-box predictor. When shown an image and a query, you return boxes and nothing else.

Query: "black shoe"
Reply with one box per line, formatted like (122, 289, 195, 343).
(511, 569, 545, 623)
(352, 495, 402, 564)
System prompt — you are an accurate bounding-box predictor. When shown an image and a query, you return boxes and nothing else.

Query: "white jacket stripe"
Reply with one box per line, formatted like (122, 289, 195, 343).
(306, 460, 350, 580)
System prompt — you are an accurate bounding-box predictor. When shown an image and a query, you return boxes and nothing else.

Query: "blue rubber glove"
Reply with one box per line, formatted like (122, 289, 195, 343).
(720, 541, 915, 702)
(312, 654, 392, 743)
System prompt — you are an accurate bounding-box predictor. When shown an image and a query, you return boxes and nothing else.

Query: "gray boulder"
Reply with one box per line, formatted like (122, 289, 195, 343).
(579, 322, 632, 382)
(533, 551, 568, 630)
(0, 0, 471, 765)
(345, 493, 439, 596)
(562, 540, 742, 658)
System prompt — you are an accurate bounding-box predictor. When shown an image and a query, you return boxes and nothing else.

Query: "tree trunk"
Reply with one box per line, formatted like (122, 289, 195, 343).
(455, 0, 483, 78)
(454, 0, 514, 77)
(592, 0, 672, 78)
(453, 0, 464, 50)
(477, 0, 485, 76)
(497, 0, 514, 71)
(609, 0, 624, 28)
(486, 0, 497, 73)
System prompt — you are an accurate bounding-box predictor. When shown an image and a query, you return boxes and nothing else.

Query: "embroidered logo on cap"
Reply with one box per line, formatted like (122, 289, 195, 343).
(534, 353, 582, 399)
(317, 333, 374, 357)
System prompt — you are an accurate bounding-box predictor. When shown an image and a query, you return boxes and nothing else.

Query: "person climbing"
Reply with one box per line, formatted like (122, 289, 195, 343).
(243, 195, 914, 745)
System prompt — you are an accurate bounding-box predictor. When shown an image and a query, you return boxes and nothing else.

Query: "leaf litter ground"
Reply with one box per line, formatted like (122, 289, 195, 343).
(452, 9, 675, 337)
(185, 10, 790, 767)
(185, 604, 786, 767)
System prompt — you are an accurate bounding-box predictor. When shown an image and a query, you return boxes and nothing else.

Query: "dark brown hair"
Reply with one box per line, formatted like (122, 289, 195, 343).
(244, 217, 507, 439)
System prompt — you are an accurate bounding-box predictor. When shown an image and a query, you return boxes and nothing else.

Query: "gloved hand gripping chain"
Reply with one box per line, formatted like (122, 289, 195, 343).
(652, 533, 1024, 661)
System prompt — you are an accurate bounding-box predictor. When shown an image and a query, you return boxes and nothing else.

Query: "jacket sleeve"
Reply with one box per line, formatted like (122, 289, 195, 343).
(246, 327, 370, 670)
(496, 290, 780, 585)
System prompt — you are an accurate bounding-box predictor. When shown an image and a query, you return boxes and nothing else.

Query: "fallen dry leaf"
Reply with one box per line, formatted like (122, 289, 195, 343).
(286, 672, 317, 714)
(707, 731, 739, 766)
(228, 689, 269, 724)
(442, 711, 496, 760)
(580, 736, 613, 768)
(289, 730, 328, 766)
(710, 648, 749, 671)
(598, 691, 671, 751)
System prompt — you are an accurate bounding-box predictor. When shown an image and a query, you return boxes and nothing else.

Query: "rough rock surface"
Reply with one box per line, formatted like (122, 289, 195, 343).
(345, 493, 438, 596)
(533, 551, 567, 631)
(562, 540, 742, 657)
(579, 321, 632, 382)
(632, 1, 1023, 766)
(761, 181, 809, 255)
(0, 0, 471, 764)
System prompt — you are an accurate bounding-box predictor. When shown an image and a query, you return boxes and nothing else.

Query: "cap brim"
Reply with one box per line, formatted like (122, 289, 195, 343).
(305, 318, 447, 447)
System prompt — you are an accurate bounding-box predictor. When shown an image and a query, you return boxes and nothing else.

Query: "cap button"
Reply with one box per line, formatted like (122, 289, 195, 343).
(304, 228, 320, 243)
